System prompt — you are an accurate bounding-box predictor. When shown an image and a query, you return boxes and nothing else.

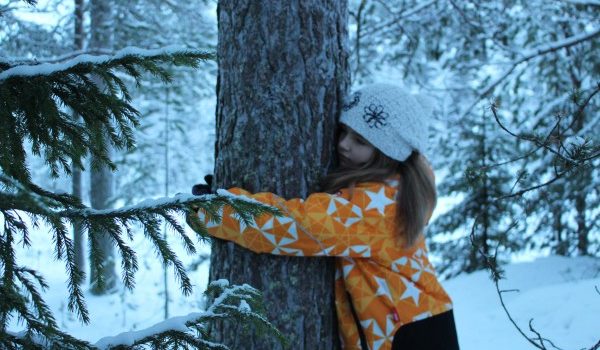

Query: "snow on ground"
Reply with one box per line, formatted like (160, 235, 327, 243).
(10, 224, 212, 344)
(447, 256, 600, 349)
(10, 221, 600, 349)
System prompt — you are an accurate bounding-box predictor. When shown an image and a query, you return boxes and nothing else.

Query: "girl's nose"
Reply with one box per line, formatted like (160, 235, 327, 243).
(338, 134, 350, 151)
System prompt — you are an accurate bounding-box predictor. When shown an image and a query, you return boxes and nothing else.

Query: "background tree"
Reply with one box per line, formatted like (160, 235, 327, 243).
(209, 1, 350, 348)
(108, 0, 217, 205)
(72, 0, 85, 279)
(88, 0, 117, 294)
(429, 111, 522, 278)
(104, 0, 217, 317)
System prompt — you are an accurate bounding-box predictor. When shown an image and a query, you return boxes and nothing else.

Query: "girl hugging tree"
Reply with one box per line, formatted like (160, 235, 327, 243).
(192, 84, 459, 350)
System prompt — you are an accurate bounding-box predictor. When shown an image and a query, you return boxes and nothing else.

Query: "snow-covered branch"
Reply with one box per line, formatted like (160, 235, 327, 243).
(518, 28, 600, 60)
(0, 46, 214, 81)
(2, 170, 280, 349)
(1, 46, 214, 182)
(0, 48, 113, 66)
(94, 281, 285, 350)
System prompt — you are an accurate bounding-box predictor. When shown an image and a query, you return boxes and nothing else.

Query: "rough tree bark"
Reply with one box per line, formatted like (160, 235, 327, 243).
(210, 1, 349, 348)
(89, 0, 117, 294)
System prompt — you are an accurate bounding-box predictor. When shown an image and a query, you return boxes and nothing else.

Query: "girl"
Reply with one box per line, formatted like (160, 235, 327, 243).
(195, 84, 459, 350)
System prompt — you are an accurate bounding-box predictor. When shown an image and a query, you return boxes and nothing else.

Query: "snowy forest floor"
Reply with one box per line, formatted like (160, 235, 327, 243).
(11, 225, 600, 350)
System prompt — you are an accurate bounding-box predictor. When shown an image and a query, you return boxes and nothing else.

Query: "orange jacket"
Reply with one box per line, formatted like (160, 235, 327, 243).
(198, 179, 452, 350)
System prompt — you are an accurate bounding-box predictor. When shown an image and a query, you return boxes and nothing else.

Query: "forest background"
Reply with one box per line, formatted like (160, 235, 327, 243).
(1, 0, 598, 349)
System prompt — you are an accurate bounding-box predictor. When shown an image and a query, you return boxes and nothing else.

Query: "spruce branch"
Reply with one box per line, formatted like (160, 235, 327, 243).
(3, 193, 279, 349)
(1, 49, 113, 66)
(12, 267, 55, 327)
(95, 281, 286, 350)
(4, 163, 279, 349)
(0, 47, 214, 181)
(0, 13, 283, 346)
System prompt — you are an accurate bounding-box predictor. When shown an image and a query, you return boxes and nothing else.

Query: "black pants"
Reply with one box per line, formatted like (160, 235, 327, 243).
(391, 310, 459, 350)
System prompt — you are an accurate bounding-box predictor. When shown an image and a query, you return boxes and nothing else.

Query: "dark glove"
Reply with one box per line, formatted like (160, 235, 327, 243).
(192, 174, 214, 195)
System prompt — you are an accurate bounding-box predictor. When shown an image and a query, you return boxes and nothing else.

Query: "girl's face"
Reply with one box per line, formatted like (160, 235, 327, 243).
(337, 124, 375, 168)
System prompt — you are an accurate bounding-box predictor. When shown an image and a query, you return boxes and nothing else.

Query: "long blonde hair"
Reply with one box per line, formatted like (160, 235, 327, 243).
(321, 150, 436, 247)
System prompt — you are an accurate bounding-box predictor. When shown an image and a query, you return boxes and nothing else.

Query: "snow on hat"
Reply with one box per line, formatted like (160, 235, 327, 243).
(340, 83, 433, 162)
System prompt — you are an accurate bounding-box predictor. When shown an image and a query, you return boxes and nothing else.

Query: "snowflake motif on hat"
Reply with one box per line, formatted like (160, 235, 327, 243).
(363, 104, 389, 128)
(342, 92, 361, 111)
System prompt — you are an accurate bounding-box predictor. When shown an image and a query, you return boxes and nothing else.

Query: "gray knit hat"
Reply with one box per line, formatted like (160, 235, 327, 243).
(340, 83, 433, 162)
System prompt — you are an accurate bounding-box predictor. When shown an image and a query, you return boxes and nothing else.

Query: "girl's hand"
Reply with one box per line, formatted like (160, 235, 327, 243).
(192, 175, 214, 195)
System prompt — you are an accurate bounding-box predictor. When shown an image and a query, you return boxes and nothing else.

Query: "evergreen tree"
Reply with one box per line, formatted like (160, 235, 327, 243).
(429, 112, 522, 278)
(0, 2, 283, 347)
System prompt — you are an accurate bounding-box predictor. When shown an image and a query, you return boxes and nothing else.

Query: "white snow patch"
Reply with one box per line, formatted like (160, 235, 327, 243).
(446, 256, 600, 349)
(239, 300, 251, 313)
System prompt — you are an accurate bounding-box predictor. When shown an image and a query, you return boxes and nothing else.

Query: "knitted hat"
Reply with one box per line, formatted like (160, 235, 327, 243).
(340, 83, 433, 162)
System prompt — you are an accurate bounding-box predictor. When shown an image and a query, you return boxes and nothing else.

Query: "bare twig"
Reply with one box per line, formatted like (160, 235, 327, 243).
(499, 289, 520, 294)
(448, 0, 482, 29)
(469, 218, 550, 349)
(567, 82, 600, 133)
(528, 320, 564, 350)
(498, 170, 569, 200)
(490, 104, 576, 164)
(470, 190, 600, 349)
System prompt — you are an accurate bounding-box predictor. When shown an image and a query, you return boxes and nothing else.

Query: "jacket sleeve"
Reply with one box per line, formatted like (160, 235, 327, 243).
(197, 184, 399, 258)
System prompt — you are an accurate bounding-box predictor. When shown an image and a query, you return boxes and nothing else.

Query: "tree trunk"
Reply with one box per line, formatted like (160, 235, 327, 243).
(568, 75, 589, 256)
(210, 1, 349, 348)
(89, 0, 117, 294)
(552, 200, 567, 256)
(72, 0, 85, 278)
